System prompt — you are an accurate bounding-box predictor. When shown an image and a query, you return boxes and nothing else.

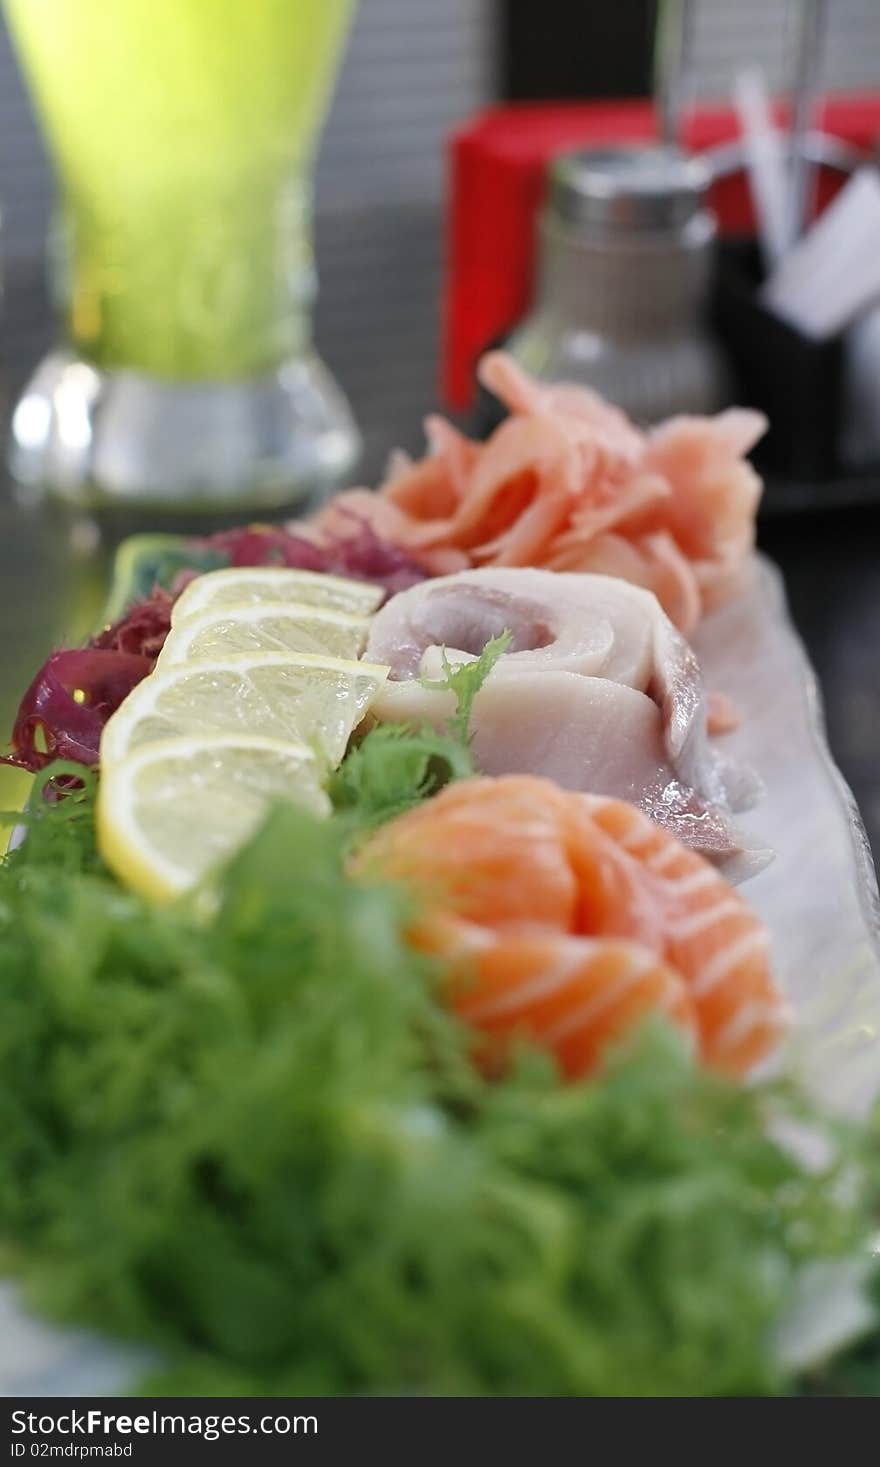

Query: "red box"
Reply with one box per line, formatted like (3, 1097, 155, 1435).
(443, 93, 880, 410)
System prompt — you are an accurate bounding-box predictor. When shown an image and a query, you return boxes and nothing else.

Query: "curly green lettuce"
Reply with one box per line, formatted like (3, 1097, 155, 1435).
(329, 629, 511, 832)
(0, 780, 876, 1397)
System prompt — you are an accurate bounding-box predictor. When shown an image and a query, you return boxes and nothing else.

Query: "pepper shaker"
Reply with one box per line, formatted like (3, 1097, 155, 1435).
(504, 145, 729, 423)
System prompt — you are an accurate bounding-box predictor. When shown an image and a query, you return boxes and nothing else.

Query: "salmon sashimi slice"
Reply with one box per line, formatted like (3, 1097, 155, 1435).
(451, 929, 697, 1080)
(308, 352, 767, 632)
(578, 795, 786, 1075)
(365, 566, 766, 871)
(356, 775, 786, 1080)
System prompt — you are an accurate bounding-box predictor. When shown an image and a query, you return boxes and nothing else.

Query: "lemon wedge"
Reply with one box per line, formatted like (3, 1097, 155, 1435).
(97, 565, 389, 901)
(98, 733, 329, 902)
(100, 652, 389, 769)
(158, 602, 370, 665)
(171, 566, 383, 624)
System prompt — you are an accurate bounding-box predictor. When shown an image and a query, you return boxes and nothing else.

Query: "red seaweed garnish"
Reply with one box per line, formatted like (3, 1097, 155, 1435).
(316, 513, 427, 597)
(191, 517, 426, 599)
(91, 587, 175, 659)
(194, 525, 329, 572)
(2, 589, 176, 775)
(1, 649, 152, 773)
(3, 518, 426, 780)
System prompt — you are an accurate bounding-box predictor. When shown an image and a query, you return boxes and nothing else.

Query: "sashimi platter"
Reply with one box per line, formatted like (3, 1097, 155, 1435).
(2, 356, 879, 1397)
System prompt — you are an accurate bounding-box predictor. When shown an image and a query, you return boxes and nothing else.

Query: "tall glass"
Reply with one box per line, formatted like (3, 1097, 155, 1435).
(4, 0, 360, 511)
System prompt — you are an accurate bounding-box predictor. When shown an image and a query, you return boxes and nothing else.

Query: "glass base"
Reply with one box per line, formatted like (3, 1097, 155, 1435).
(8, 348, 361, 513)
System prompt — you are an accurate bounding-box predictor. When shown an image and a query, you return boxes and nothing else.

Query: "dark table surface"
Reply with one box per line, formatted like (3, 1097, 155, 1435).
(1, 230, 879, 857)
(758, 508, 880, 859)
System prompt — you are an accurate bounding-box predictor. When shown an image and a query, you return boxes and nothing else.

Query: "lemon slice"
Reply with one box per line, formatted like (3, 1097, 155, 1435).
(158, 602, 370, 665)
(172, 566, 383, 624)
(98, 733, 329, 902)
(100, 652, 389, 768)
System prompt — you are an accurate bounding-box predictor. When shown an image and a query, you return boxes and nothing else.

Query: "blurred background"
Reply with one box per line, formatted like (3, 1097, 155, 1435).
(1, 0, 880, 847)
(3, 0, 880, 478)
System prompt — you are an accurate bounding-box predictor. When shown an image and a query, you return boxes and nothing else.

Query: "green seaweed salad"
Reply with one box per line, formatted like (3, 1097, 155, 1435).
(0, 641, 879, 1397)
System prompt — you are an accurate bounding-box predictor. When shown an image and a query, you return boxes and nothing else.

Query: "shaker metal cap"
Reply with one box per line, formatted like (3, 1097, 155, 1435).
(548, 145, 711, 232)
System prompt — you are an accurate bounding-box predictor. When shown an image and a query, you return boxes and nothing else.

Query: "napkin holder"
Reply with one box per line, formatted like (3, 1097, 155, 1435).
(712, 238, 845, 482)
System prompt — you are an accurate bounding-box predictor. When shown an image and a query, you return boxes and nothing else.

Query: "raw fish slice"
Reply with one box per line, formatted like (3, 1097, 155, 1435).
(374, 672, 667, 805)
(449, 928, 696, 1080)
(366, 567, 656, 691)
(361, 772, 578, 930)
(647, 602, 759, 811)
(306, 353, 766, 632)
(579, 795, 788, 1074)
(365, 567, 760, 854)
(373, 670, 765, 871)
(358, 775, 785, 1079)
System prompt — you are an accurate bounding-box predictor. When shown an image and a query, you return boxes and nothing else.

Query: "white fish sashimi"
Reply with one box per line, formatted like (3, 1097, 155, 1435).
(649, 608, 762, 813)
(366, 567, 655, 686)
(365, 567, 767, 872)
(379, 670, 667, 799)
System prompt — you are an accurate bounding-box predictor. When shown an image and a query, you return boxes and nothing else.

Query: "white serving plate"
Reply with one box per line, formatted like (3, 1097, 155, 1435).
(2, 551, 879, 1396)
(694, 555, 880, 1118)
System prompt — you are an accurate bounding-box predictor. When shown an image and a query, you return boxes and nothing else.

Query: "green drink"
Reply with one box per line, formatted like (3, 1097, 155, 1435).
(5, 0, 359, 508)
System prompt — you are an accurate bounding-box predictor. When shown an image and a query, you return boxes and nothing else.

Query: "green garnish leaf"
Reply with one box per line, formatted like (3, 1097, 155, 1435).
(329, 723, 474, 832)
(0, 790, 877, 1397)
(330, 630, 511, 834)
(424, 629, 512, 747)
(1, 763, 102, 874)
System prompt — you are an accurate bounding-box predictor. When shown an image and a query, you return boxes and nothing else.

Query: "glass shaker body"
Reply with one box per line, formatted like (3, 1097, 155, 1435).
(506, 147, 728, 423)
